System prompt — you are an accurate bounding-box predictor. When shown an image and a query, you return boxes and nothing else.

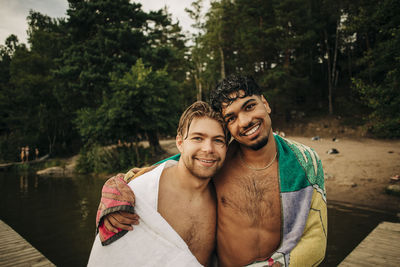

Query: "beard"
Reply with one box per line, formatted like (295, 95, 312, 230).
(183, 155, 222, 179)
(239, 119, 270, 151)
(248, 135, 269, 150)
(187, 166, 216, 179)
(239, 118, 271, 151)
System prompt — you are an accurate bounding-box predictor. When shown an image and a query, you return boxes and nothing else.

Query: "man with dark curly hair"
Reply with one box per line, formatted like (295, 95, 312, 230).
(96, 75, 327, 267)
(207, 75, 327, 266)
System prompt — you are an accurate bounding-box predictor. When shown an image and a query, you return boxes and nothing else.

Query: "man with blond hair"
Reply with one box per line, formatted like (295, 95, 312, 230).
(89, 101, 229, 266)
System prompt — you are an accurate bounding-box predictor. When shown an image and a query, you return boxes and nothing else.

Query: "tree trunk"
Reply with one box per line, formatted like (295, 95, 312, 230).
(48, 134, 56, 156)
(195, 71, 202, 101)
(347, 45, 352, 78)
(284, 23, 291, 69)
(284, 49, 290, 68)
(219, 45, 226, 79)
(134, 138, 140, 165)
(218, 31, 226, 79)
(147, 131, 163, 154)
(332, 18, 340, 86)
(324, 29, 333, 115)
(365, 33, 372, 83)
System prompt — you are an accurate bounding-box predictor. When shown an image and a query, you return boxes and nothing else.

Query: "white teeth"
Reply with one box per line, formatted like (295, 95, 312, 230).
(200, 159, 214, 163)
(245, 125, 259, 136)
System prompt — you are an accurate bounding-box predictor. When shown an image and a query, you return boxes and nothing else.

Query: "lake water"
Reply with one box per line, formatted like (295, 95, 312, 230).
(0, 171, 398, 266)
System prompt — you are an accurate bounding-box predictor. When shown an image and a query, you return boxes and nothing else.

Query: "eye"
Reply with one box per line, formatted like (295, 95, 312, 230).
(225, 116, 235, 124)
(192, 136, 202, 141)
(214, 138, 225, 144)
(245, 103, 256, 111)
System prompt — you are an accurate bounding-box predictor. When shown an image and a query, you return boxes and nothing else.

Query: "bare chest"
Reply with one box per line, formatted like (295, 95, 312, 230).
(216, 167, 281, 227)
(158, 197, 216, 265)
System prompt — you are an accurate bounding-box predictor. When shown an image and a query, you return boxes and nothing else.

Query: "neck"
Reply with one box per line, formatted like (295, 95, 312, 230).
(239, 131, 277, 168)
(169, 161, 211, 195)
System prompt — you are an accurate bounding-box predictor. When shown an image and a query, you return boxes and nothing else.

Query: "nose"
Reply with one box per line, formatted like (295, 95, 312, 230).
(238, 112, 252, 128)
(201, 139, 215, 154)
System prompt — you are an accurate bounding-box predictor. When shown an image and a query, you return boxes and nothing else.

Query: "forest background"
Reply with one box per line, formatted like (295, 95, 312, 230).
(0, 0, 399, 173)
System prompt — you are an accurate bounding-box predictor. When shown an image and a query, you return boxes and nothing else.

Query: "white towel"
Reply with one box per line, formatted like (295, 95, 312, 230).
(87, 161, 202, 267)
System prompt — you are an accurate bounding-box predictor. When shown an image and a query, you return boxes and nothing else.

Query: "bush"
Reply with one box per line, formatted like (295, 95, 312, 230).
(76, 143, 152, 174)
(353, 78, 400, 138)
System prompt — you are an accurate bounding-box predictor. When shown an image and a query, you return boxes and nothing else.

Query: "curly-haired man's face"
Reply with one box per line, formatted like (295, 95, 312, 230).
(221, 91, 272, 150)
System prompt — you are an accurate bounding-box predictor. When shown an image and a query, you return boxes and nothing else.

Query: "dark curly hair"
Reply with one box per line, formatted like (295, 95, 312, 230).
(210, 75, 262, 114)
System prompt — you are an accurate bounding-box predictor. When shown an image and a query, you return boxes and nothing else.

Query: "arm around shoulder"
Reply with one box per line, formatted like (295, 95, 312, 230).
(96, 173, 136, 245)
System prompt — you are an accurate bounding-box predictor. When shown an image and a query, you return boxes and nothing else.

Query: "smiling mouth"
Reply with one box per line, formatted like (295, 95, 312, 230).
(195, 157, 219, 167)
(198, 159, 216, 163)
(241, 123, 260, 136)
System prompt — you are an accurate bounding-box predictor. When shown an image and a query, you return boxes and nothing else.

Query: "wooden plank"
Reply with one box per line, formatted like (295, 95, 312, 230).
(0, 220, 55, 267)
(339, 222, 400, 267)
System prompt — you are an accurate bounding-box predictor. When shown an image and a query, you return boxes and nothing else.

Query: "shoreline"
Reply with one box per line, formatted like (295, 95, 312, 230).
(288, 135, 400, 214)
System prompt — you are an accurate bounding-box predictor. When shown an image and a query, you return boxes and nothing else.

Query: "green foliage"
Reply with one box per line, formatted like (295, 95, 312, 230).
(12, 162, 31, 172)
(42, 158, 65, 169)
(353, 78, 400, 138)
(54, 0, 149, 113)
(0, 11, 71, 160)
(76, 143, 151, 174)
(2, 0, 400, 163)
(0, 1, 187, 161)
(349, 0, 400, 138)
(75, 59, 180, 151)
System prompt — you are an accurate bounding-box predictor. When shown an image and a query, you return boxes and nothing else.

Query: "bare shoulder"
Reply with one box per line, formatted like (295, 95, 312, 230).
(158, 164, 178, 193)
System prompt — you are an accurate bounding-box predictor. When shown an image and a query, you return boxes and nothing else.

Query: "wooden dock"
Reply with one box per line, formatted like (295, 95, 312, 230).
(0, 220, 55, 267)
(339, 221, 400, 266)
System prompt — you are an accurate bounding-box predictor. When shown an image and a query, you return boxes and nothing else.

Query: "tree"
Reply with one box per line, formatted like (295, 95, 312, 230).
(6, 11, 68, 155)
(348, 0, 400, 137)
(186, 0, 207, 101)
(0, 35, 27, 161)
(0, 35, 20, 137)
(54, 0, 149, 114)
(75, 59, 180, 153)
(140, 7, 189, 108)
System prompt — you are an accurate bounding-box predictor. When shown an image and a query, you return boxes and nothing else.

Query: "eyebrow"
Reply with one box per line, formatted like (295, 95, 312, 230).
(223, 98, 257, 120)
(190, 132, 225, 139)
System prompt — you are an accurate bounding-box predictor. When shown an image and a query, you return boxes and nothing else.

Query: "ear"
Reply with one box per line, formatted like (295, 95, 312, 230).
(176, 134, 184, 153)
(261, 95, 272, 114)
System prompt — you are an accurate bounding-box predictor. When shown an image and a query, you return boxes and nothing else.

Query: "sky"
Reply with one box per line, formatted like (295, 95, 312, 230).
(0, 0, 210, 46)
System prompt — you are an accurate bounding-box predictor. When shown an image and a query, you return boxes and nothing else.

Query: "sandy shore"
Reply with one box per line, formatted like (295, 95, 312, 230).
(289, 136, 400, 213)
(162, 136, 400, 213)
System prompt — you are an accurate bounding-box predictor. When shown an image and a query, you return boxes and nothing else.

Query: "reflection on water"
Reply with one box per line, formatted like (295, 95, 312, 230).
(322, 202, 398, 266)
(0, 171, 398, 267)
(79, 198, 90, 227)
(0, 171, 107, 267)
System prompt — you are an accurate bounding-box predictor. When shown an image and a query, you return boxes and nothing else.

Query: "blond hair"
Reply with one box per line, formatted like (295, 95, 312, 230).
(177, 101, 230, 144)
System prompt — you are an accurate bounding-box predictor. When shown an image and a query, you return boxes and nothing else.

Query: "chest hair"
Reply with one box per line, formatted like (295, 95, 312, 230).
(220, 171, 280, 227)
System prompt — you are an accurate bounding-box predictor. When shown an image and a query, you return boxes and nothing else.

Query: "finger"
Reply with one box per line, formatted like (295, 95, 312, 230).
(114, 212, 138, 225)
(131, 213, 140, 225)
(110, 214, 133, 231)
(103, 217, 118, 233)
(119, 211, 140, 220)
